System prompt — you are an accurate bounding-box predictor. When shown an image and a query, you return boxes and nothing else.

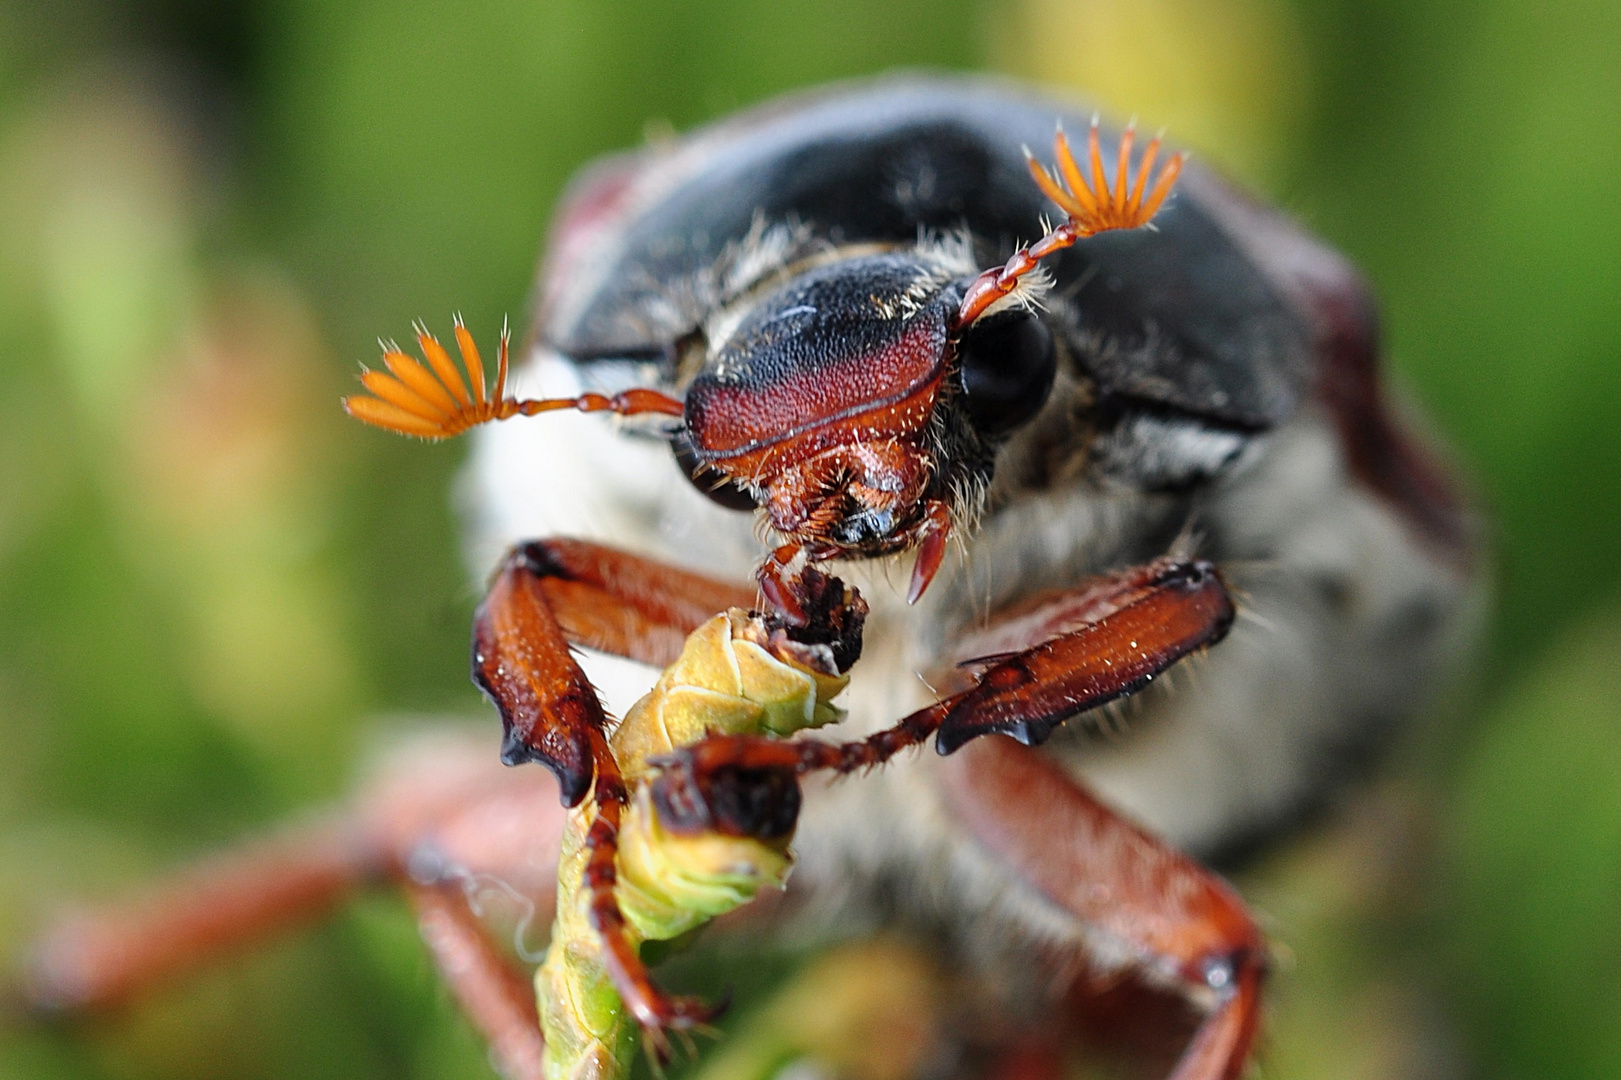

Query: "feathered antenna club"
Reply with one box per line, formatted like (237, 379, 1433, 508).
(343, 316, 682, 439)
(957, 119, 1185, 328)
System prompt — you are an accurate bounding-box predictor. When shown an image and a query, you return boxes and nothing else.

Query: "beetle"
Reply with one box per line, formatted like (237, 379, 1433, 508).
(19, 75, 1478, 1080)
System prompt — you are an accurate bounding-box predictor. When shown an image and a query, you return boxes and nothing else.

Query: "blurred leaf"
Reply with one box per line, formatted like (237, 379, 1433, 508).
(1297, 0, 1621, 667)
(1441, 603, 1621, 1078)
(992, 0, 1312, 189)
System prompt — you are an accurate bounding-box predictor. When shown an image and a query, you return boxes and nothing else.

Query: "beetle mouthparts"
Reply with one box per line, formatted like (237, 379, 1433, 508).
(907, 500, 953, 604)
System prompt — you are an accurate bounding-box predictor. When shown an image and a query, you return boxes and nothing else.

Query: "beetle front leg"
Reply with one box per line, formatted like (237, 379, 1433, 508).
(471, 539, 757, 1051)
(472, 538, 753, 801)
(650, 558, 1250, 1077)
(942, 739, 1264, 1080)
(474, 544, 679, 1049)
(657, 557, 1234, 779)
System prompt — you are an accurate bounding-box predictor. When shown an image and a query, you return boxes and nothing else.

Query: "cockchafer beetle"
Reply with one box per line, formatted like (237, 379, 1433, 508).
(19, 76, 1480, 1080)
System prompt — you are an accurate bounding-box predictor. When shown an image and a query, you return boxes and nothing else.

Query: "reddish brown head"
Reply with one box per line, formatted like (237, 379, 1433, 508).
(683, 253, 971, 563)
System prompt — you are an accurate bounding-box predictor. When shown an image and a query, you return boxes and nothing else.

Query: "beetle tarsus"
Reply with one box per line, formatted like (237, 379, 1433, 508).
(551, 738, 730, 1060)
(579, 725, 731, 1044)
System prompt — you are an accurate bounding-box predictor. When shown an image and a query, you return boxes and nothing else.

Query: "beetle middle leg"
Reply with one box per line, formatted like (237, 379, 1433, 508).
(941, 739, 1264, 1080)
(19, 815, 377, 1016)
(17, 731, 565, 1020)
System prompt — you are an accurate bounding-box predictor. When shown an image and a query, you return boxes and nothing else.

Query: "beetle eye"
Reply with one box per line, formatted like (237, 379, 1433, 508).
(672, 434, 759, 512)
(957, 310, 1057, 436)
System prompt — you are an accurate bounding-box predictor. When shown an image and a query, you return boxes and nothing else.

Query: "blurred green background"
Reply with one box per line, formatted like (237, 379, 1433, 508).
(0, 0, 1617, 1077)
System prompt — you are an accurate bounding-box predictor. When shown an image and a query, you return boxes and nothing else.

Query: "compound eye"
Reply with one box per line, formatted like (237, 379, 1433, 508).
(671, 433, 758, 512)
(957, 310, 1057, 436)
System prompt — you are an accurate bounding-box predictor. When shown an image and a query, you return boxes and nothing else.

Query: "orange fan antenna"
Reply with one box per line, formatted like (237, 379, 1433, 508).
(958, 119, 1184, 327)
(343, 317, 684, 440)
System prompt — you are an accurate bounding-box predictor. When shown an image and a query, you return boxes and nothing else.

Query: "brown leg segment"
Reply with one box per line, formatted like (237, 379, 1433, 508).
(407, 881, 547, 1080)
(18, 733, 566, 1020)
(931, 558, 1233, 753)
(473, 540, 753, 802)
(942, 738, 1264, 1080)
(579, 725, 722, 1044)
(474, 545, 619, 804)
(653, 558, 1233, 783)
(520, 538, 754, 668)
(21, 817, 374, 1015)
(471, 539, 752, 1043)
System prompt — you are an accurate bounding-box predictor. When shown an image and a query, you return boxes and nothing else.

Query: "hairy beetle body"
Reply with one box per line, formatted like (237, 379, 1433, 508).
(19, 75, 1484, 1080)
(459, 72, 1479, 1048)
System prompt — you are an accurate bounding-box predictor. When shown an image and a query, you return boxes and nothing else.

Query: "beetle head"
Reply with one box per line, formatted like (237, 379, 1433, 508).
(682, 252, 974, 563)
